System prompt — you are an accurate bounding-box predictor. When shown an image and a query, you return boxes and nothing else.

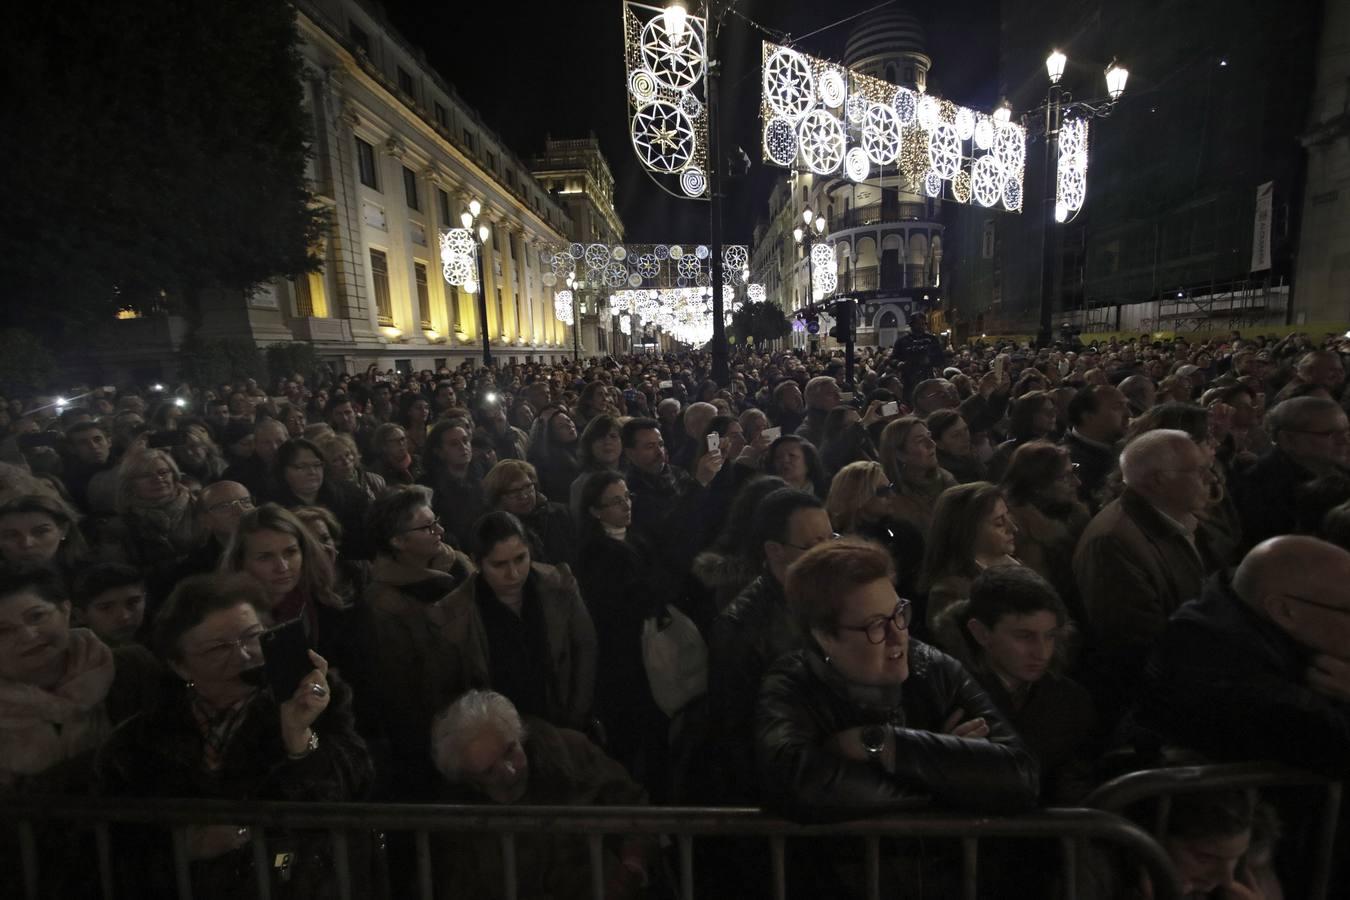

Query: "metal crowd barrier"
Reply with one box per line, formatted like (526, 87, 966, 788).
(1086, 761, 1343, 900)
(4, 796, 1183, 900)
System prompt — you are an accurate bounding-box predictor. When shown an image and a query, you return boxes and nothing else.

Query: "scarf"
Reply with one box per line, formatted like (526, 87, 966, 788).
(129, 485, 195, 552)
(603, 524, 628, 541)
(0, 628, 115, 784)
(190, 689, 260, 772)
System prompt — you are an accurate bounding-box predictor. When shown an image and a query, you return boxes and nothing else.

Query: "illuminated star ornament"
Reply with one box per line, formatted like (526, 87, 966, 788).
(758, 40, 1027, 213)
(623, 2, 710, 200)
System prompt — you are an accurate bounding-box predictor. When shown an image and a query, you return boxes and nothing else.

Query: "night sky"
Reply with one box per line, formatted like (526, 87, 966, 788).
(380, 0, 1000, 243)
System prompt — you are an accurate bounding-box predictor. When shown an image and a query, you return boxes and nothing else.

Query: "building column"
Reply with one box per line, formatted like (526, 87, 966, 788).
(494, 220, 519, 343)
(323, 86, 376, 339)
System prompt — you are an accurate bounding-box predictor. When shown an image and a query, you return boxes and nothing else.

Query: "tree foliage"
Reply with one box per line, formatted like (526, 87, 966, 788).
(731, 301, 791, 346)
(0, 330, 56, 394)
(1, 0, 323, 339)
(177, 336, 267, 389)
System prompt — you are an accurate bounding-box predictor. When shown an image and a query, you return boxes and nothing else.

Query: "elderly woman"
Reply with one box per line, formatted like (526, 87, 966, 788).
(764, 434, 830, 498)
(97, 573, 372, 896)
(314, 432, 386, 503)
(1000, 441, 1090, 614)
(0, 491, 89, 585)
(438, 512, 597, 733)
(878, 416, 957, 540)
(919, 482, 1022, 632)
(105, 448, 197, 571)
(568, 414, 623, 513)
(0, 565, 118, 789)
(755, 537, 1038, 833)
(269, 438, 370, 559)
(430, 691, 652, 900)
(369, 422, 420, 486)
(484, 459, 576, 570)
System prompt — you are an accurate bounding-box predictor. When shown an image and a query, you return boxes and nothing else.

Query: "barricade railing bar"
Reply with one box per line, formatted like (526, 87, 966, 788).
(4, 796, 1184, 900)
(1085, 761, 1344, 900)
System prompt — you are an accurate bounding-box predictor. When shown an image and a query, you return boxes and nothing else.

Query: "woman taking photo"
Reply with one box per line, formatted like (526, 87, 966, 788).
(877, 416, 956, 541)
(755, 537, 1037, 833)
(574, 470, 673, 796)
(97, 573, 371, 896)
(918, 481, 1021, 632)
(568, 414, 623, 513)
(269, 439, 370, 559)
(1001, 441, 1090, 612)
(764, 434, 829, 498)
(438, 512, 597, 732)
(926, 409, 985, 484)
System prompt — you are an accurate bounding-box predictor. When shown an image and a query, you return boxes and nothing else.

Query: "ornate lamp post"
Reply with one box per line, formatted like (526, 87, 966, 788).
(1027, 50, 1129, 346)
(459, 200, 493, 367)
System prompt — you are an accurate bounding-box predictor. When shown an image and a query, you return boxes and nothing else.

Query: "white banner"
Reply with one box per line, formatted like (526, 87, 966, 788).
(1251, 181, 1274, 272)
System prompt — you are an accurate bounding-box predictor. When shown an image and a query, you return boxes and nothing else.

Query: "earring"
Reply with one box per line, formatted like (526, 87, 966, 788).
(824, 655, 833, 665)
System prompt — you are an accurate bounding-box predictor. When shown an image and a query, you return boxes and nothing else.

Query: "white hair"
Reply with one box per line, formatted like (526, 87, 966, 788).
(1120, 429, 1192, 489)
(430, 690, 525, 781)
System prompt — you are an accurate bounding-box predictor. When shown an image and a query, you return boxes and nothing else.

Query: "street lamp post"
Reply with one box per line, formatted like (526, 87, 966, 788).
(1029, 50, 1128, 347)
(460, 200, 493, 367)
(794, 208, 827, 348)
(565, 273, 582, 362)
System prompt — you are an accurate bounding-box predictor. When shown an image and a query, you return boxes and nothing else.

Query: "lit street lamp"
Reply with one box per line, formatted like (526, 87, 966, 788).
(1026, 49, 1128, 347)
(794, 208, 828, 352)
(459, 200, 493, 366)
(564, 272, 583, 361)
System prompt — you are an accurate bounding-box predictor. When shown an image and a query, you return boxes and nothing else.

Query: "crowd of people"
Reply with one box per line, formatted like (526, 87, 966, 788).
(2, 315, 1349, 898)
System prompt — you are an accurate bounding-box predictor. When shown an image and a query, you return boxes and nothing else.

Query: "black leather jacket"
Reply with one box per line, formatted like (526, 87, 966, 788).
(756, 642, 1039, 822)
(707, 574, 800, 800)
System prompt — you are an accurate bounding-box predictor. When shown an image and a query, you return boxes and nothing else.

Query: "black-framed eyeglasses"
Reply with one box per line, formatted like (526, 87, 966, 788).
(502, 483, 537, 500)
(839, 599, 913, 644)
(401, 517, 443, 535)
(595, 491, 632, 509)
(783, 532, 840, 552)
(195, 625, 265, 663)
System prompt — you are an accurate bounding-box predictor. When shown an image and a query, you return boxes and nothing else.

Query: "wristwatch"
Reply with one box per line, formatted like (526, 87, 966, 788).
(860, 724, 887, 762)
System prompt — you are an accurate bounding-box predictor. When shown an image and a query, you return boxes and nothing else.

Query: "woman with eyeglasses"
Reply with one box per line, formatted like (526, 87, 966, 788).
(103, 448, 198, 572)
(268, 438, 370, 560)
(483, 459, 576, 571)
(369, 422, 420, 486)
(567, 414, 624, 515)
(97, 572, 372, 896)
(575, 470, 676, 797)
(1001, 441, 1091, 619)
(364, 485, 476, 799)
(755, 537, 1037, 843)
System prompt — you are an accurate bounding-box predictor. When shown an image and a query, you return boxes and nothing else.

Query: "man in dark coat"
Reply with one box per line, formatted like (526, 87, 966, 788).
(1232, 396, 1350, 550)
(1135, 535, 1350, 776)
(890, 312, 946, 399)
(1061, 385, 1129, 511)
(1073, 430, 1216, 724)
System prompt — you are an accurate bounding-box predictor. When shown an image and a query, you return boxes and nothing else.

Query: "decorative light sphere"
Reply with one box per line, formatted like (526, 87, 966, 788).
(463, 278, 479, 295)
(955, 107, 976, 140)
(763, 116, 798, 166)
(924, 170, 943, 197)
(627, 273, 643, 287)
(612, 245, 628, 261)
(845, 147, 870, 182)
(797, 109, 846, 175)
(695, 244, 710, 260)
(972, 155, 1005, 207)
(669, 244, 684, 260)
(628, 69, 657, 102)
(952, 171, 972, 203)
(1055, 201, 1069, 222)
(569, 243, 585, 259)
(862, 103, 902, 165)
(917, 95, 941, 130)
(811, 242, 834, 270)
(818, 70, 847, 108)
(1002, 177, 1023, 211)
(927, 124, 962, 179)
(748, 283, 766, 302)
(541, 271, 557, 287)
(654, 244, 670, 260)
(586, 243, 610, 270)
(630, 100, 696, 173)
(763, 47, 815, 121)
(892, 87, 917, 125)
(680, 92, 703, 118)
(846, 96, 867, 125)
(723, 244, 749, 270)
(974, 117, 994, 150)
(680, 166, 707, 197)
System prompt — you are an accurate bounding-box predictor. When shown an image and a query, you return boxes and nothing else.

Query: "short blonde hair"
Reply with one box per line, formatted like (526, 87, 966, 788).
(115, 449, 181, 513)
(482, 459, 539, 507)
(826, 461, 889, 533)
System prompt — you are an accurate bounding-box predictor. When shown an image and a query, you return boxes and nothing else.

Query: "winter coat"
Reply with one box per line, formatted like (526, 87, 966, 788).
(756, 642, 1039, 823)
(96, 673, 375, 900)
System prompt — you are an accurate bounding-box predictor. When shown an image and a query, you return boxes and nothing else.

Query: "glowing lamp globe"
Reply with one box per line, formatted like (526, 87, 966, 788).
(1046, 50, 1067, 84)
(1105, 60, 1129, 100)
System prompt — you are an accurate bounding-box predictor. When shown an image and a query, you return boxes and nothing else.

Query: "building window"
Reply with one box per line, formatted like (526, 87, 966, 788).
(434, 102, 449, 129)
(349, 23, 370, 56)
(369, 249, 393, 326)
(403, 167, 419, 210)
(438, 189, 451, 224)
(415, 262, 431, 329)
(356, 138, 378, 189)
(397, 67, 415, 98)
(462, 129, 476, 152)
(486, 152, 497, 173)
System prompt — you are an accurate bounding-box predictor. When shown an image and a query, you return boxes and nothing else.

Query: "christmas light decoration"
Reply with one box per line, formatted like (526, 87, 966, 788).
(952, 171, 972, 204)
(611, 245, 628, 261)
(974, 116, 994, 150)
(763, 46, 815, 120)
(861, 103, 902, 165)
(845, 146, 870, 181)
(747, 283, 766, 302)
(798, 109, 846, 174)
(810, 242, 834, 271)
(763, 116, 798, 166)
(695, 244, 710, 259)
(723, 244, 748, 270)
(928, 124, 962, 179)
(636, 255, 660, 278)
(623, 2, 709, 201)
(439, 228, 476, 286)
(668, 244, 684, 259)
(586, 243, 610, 271)
(1056, 117, 1089, 221)
(818, 69, 847, 108)
(971, 154, 1005, 207)
(893, 87, 917, 124)
(554, 290, 574, 326)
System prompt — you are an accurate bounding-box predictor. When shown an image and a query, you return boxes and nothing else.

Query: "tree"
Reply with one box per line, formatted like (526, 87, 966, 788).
(1, 0, 323, 339)
(731, 301, 791, 347)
